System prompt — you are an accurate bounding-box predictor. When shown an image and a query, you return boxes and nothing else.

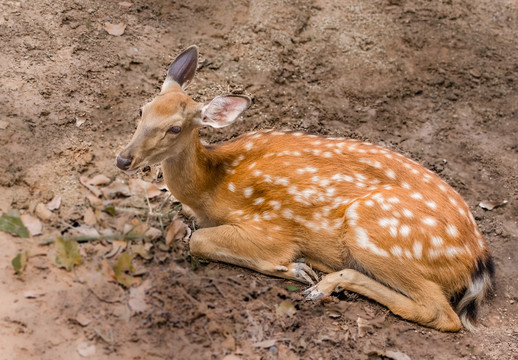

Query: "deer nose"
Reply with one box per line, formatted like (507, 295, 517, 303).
(116, 154, 133, 170)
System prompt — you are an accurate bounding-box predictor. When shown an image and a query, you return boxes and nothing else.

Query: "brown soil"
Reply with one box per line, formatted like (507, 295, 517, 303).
(1, 0, 517, 359)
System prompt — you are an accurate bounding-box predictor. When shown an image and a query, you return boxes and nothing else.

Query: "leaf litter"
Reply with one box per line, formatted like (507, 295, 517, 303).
(0, 209, 30, 238)
(53, 237, 82, 271)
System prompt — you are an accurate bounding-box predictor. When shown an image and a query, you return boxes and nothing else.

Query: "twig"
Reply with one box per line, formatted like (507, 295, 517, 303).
(179, 286, 199, 303)
(210, 281, 226, 298)
(41, 233, 148, 245)
(203, 325, 214, 345)
(87, 287, 123, 304)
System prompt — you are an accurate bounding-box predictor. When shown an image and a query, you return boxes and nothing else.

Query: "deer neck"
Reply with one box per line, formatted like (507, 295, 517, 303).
(162, 129, 222, 213)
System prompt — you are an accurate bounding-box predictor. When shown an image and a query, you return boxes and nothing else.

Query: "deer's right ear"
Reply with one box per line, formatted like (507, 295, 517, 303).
(198, 95, 251, 128)
(162, 45, 198, 92)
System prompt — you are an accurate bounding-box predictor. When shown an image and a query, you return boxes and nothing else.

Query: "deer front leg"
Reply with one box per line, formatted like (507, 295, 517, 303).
(189, 224, 319, 284)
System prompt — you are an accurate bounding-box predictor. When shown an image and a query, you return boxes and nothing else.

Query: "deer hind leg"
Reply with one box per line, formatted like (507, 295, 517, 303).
(189, 224, 319, 284)
(304, 269, 461, 332)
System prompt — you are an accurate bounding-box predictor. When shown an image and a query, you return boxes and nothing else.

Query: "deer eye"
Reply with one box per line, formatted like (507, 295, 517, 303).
(168, 126, 182, 134)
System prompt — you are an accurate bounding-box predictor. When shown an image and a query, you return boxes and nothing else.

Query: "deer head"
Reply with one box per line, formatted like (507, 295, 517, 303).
(116, 45, 250, 172)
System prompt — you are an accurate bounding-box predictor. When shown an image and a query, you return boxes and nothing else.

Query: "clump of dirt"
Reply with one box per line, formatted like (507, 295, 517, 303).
(1, 0, 517, 359)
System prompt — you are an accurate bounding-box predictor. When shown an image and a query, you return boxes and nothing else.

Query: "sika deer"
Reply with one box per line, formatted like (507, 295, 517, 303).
(117, 46, 494, 332)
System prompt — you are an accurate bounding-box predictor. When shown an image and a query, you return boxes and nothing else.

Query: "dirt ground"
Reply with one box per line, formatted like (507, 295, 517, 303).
(1, 0, 517, 359)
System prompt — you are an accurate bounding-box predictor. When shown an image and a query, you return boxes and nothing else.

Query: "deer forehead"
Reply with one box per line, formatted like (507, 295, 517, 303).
(145, 91, 200, 123)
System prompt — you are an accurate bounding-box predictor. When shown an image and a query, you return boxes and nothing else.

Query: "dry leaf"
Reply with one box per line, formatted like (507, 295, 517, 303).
(128, 279, 151, 312)
(76, 313, 92, 327)
(54, 237, 82, 271)
(47, 195, 62, 211)
(85, 193, 102, 206)
(367, 350, 412, 360)
(165, 219, 190, 245)
(21, 214, 42, 236)
(0, 210, 30, 238)
(85, 174, 111, 186)
(83, 208, 97, 226)
(77, 342, 96, 357)
(129, 178, 162, 198)
(104, 22, 126, 36)
(252, 339, 277, 348)
(276, 301, 296, 317)
(132, 243, 153, 260)
(101, 259, 117, 282)
(12, 251, 29, 275)
(80, 175, 102, 198)
(101, 180, 131, 199)
(105, 240, 126, 258)
(113, 252, 137, 288)
(479, 200, 508, 211)
(118, 1, 133, 6)
(385, 350, 412, 360)
(145, 227, 162, 240)
(72, 225, 99, 237)
(357, 317, 373, 337)
(35, 203, 54, 221)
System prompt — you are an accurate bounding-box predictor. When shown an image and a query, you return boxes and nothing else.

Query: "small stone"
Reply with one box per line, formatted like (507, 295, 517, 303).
(35, 203, 54, 221)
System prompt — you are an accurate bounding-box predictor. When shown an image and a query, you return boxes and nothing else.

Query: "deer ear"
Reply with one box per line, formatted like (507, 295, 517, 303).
(199, 95, 251, 128)
(162, 45, 198, 92)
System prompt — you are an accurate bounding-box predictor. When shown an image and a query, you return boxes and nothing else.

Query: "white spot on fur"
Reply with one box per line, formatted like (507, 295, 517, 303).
(228, 183, 236, 192)
(356, 227, 389, 257)
(248, 162, 256, 169)
(449, 197, 458, 206)
(400, 225, 411, 237)
(385, 169, 396, 179)
(428, 248, 443, 260)
(253, 197, 264, 205)
(431, 236, 444, 247)
(379, 218, 399, 227)
(274, 177, 290, 186)
(411, 192, 423, 200)
(346, 202, 360, 226)
(365, 200, 374, 207)
(244, 187, 253, 198)
(446, 224, 459, 237)
(445, 246, 461, 258)
(391, 246, 403, 257)
(422, 217, 437, 226)
(269, 200, 281, 210)
(389, 226, 398, 237)
(297, 166, 318, 174)
(253, 170, 262, 177)
(425, 200, 437, 209)
(401, 182, 411, 189)
(387, 197, 400, 203)
(245, 142, 253, 151)
(402, 209, 414, 218)
(282, 208, 293, 219)
(413, 242, 423, 259)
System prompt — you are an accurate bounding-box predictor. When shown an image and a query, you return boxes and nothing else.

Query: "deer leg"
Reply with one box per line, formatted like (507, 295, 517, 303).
(304, 268, 461, 331)
(189, 224, 319, 284)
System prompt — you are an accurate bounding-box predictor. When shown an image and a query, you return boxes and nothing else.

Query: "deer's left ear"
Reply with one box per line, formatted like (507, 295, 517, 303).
(198, 95, 251, 128)
(162, 45, 198, 92)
